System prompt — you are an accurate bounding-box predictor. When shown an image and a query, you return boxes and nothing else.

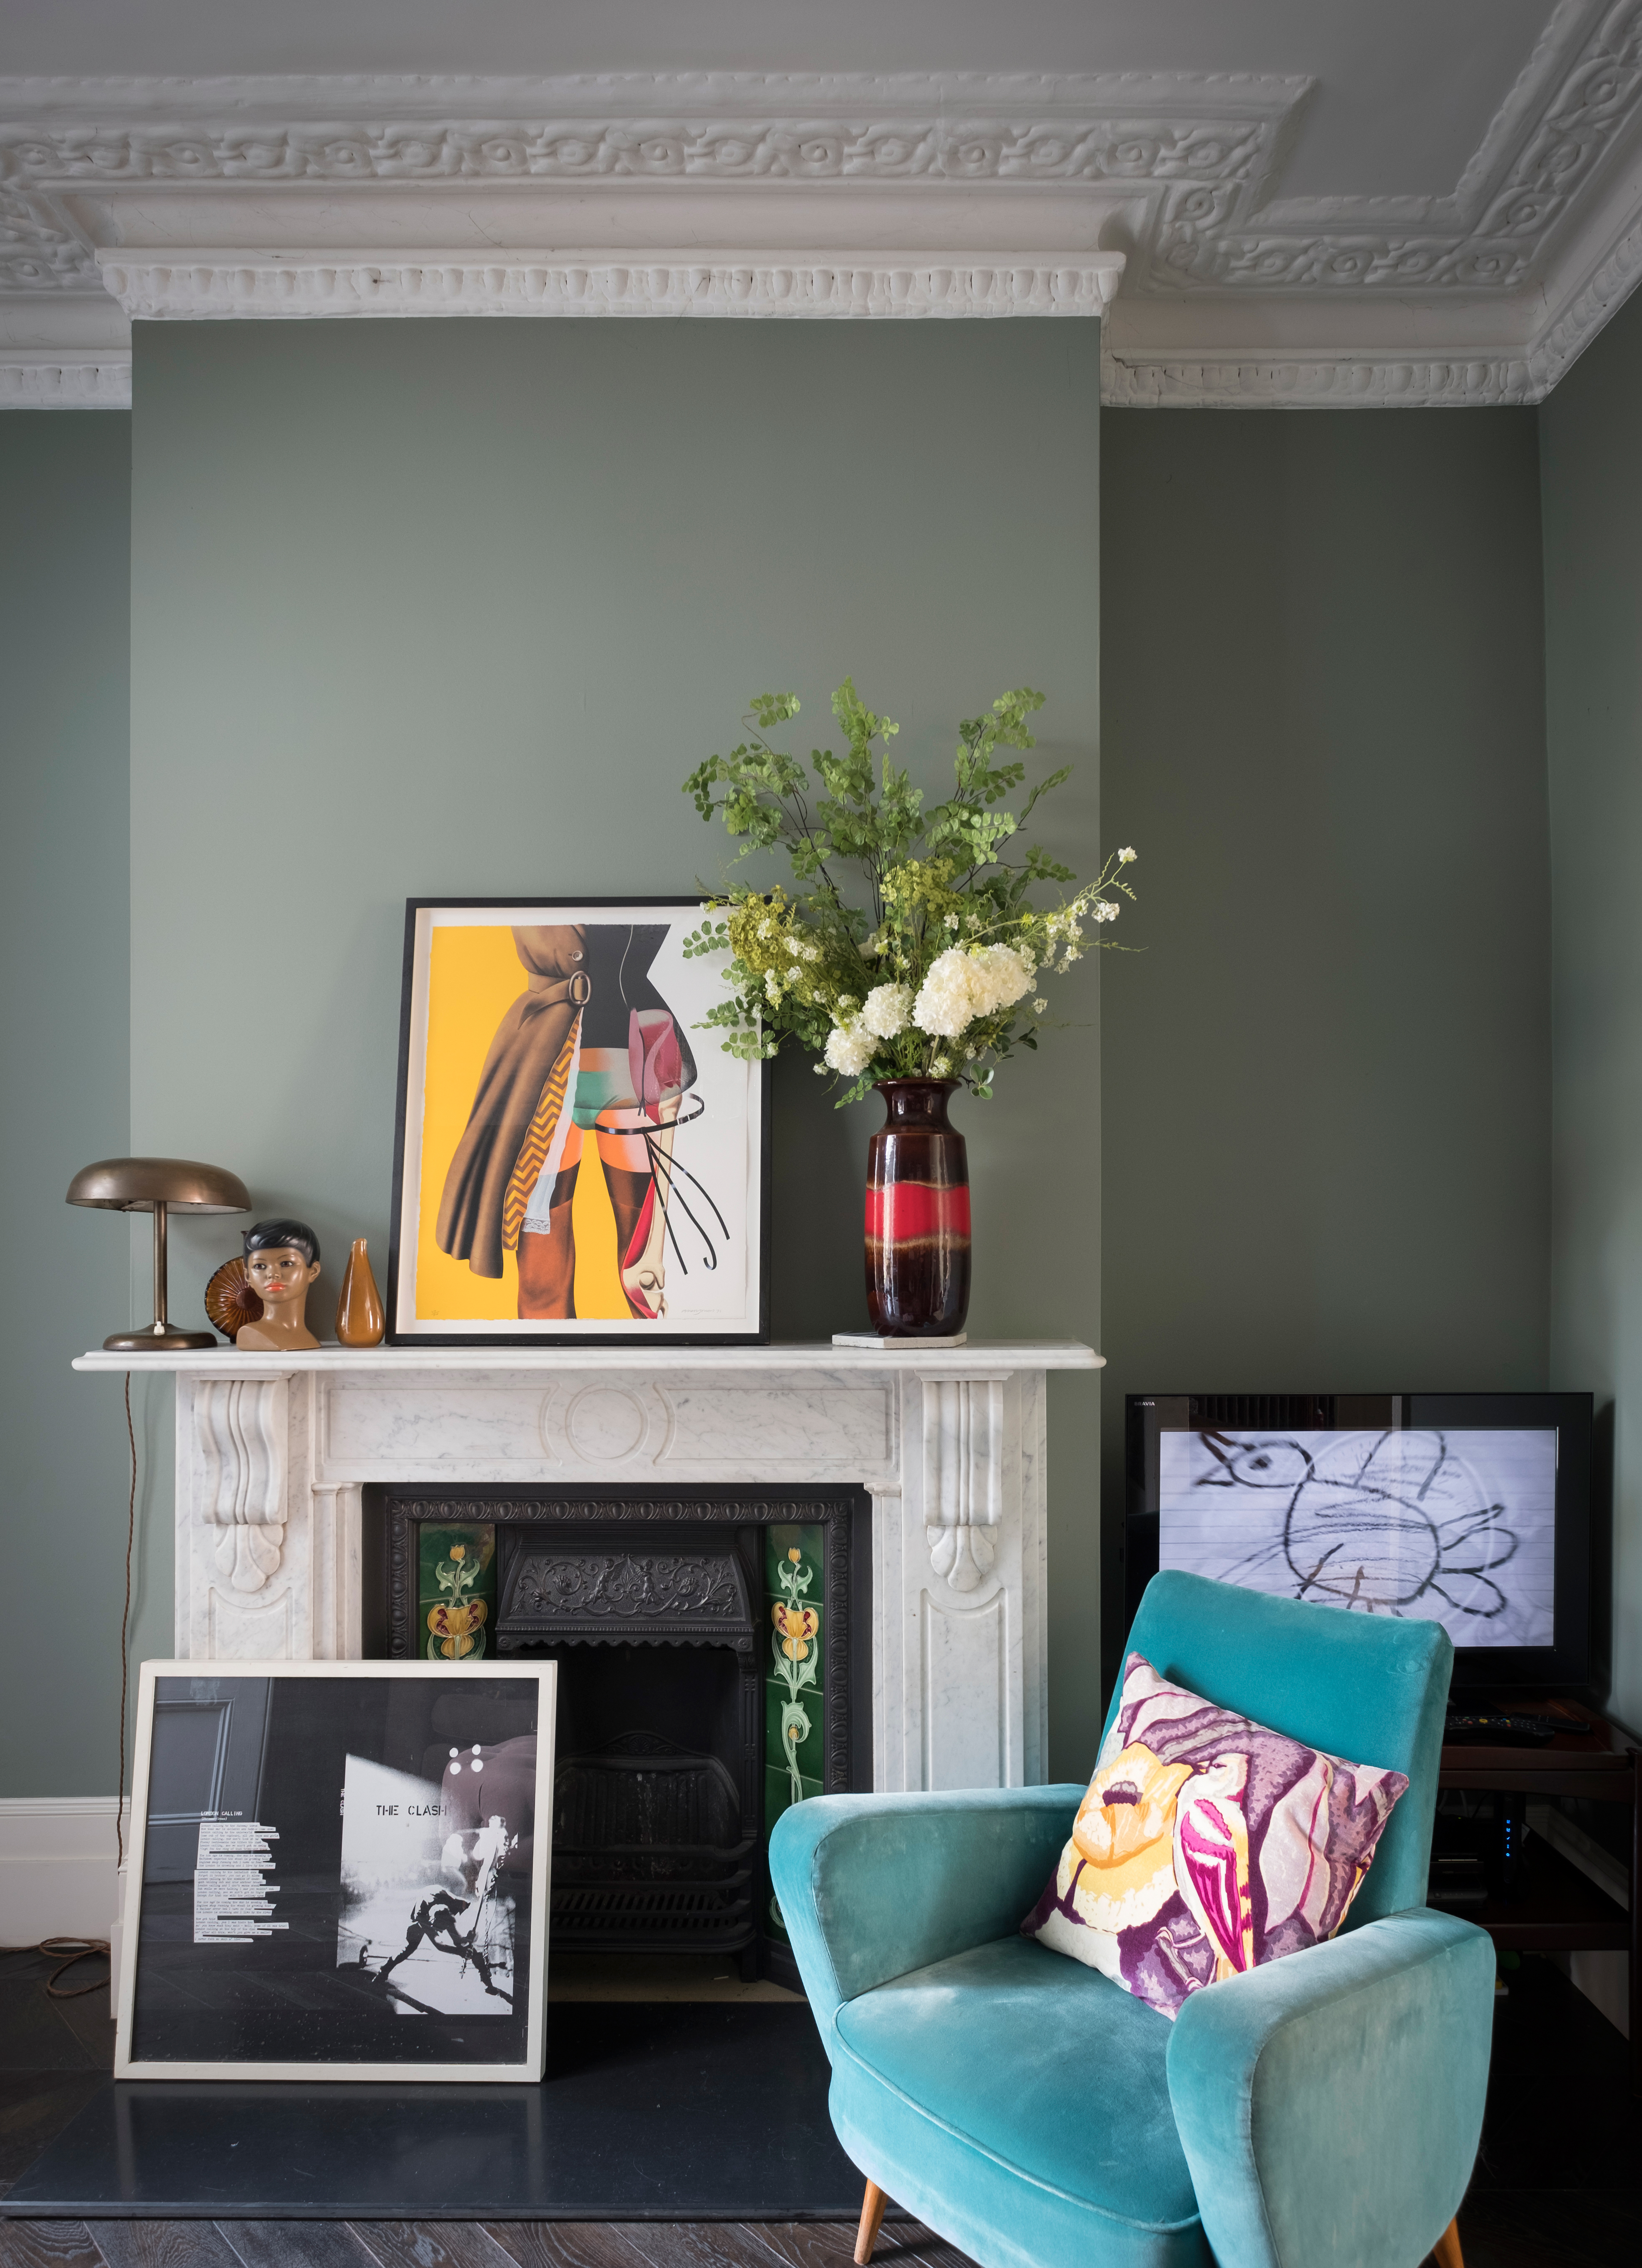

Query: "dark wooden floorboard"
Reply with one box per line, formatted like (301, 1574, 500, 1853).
(0, 2221, 106, 2268)
(881, 2237, 968, 2268)
(348, 2224, 518, 2268)
(739, 2220, 948, 2268)
(619, 2227, 796, 2268)
(482, 2226, 660, 2268)
(216, 2228, 380, 2268)
(87, 2226, 246, 2268)
(731, 2222, 860, 2268)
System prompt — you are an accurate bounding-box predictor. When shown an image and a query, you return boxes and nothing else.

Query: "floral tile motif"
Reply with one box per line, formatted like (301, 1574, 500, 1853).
(764, 1522, 824, 1939)
(417, 1523, 496, 1661)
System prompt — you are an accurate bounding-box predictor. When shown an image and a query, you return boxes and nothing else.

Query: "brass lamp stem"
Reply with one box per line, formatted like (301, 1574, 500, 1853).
(152, 1198, 169, 1330)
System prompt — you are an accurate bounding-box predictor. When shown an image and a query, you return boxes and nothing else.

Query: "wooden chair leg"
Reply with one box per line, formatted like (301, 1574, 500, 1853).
(855, 2178, 890, 2265)
(1431, 2216, 1465, 2268)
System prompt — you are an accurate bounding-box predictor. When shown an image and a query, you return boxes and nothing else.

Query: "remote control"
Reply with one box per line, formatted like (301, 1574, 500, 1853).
(1443, 1710, 1558, 1745)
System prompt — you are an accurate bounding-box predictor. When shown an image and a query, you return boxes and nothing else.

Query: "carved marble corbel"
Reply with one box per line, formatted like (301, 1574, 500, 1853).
(921, 1374, 1005, 1592)
(197, 1376, 289, 1593)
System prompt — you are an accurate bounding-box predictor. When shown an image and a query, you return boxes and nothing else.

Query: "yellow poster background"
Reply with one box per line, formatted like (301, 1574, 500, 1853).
(413, 925, 628, 1321)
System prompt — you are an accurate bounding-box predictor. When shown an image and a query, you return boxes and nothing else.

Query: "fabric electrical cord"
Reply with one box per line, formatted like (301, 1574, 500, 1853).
(118, 1370, 135, 1871)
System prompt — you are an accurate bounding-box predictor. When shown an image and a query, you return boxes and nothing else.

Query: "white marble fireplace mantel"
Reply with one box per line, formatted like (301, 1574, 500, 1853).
(74, 1339, 1100, 1794)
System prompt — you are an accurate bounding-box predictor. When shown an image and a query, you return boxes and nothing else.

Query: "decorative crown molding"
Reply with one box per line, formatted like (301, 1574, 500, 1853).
(0, 351, 129, 406)
(10, 34, 1642, 406)
(1139, 0, 1642, 296)
(98, 252, 1121, 322)
(1098, 343, 1537, 410)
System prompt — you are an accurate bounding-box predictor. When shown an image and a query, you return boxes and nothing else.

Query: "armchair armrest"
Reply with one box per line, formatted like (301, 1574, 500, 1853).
(1166, 1908, 1495, 2268)
(768, 1787, 1081, 2051)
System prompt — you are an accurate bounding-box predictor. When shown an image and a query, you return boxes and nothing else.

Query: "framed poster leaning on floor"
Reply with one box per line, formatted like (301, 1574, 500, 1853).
(115, 1660, 556, 2081)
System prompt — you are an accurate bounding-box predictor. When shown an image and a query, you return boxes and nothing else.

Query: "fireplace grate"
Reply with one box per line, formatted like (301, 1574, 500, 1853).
(551, 1879, 754, 1949)
(553, 1735, 744, 1854)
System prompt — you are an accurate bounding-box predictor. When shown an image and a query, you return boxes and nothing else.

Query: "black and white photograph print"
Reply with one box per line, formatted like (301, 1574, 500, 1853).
(116, 1660, 555, 2082)
(1157, 1425, 1557, 1649)
(336, 1735, 535, 2018)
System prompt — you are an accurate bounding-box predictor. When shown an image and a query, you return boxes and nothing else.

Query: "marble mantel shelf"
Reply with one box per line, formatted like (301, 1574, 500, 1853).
(72, 1338, 1101, 1376)
(74, 1336, 1098, 1793)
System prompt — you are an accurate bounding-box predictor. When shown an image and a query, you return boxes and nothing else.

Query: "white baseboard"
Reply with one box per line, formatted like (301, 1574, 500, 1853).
(0, 1797, 123, 1948)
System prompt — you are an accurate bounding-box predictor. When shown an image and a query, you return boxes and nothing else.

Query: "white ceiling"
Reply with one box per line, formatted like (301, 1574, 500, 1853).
(6, 0, 1642, 408)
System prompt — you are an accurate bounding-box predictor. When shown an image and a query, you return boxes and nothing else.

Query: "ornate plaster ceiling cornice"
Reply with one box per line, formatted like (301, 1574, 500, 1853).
(7, 24, 1642, 407)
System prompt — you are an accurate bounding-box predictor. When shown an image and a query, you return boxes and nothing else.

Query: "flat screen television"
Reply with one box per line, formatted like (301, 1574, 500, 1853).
(1124, 1393, 1592, 1694)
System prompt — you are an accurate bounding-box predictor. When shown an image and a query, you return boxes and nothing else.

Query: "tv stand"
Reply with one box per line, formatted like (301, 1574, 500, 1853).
(1437, 1697, 1637, 2088)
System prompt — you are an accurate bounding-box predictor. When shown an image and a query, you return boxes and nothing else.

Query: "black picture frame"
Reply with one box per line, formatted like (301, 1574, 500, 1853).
(386, 897, 771, 1346)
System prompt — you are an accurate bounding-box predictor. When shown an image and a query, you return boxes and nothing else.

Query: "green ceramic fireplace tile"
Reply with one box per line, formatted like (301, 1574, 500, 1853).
(762, 1521, 826, 1925)
(416, 1523, 496, 1662)
(764, 1760, 825, 1939)
(763, 1675, 825, 1781)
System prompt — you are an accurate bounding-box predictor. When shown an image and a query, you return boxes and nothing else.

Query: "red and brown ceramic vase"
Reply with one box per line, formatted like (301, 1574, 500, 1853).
(864, 1078, 971, 1338)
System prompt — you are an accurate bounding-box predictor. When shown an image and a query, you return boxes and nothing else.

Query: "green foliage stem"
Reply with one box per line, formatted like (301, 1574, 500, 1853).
(682, 679, 1137, 1103)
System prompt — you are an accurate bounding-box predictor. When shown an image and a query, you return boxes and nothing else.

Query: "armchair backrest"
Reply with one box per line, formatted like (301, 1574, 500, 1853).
(1104, 1570, 1452, 1925)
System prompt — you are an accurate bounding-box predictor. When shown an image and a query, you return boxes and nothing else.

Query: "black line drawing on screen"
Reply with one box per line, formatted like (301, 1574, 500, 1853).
(1194, 1430, 1526, 1622)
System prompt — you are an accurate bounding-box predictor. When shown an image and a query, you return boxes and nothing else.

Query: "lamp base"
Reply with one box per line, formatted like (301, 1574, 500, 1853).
(102, 1326, 218, 1353)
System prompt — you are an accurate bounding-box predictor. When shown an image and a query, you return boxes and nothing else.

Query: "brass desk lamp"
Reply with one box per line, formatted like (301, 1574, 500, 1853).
(67, 1157, 251, 1351)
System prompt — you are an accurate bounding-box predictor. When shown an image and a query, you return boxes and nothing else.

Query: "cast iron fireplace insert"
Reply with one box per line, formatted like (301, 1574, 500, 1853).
(363, 1484, 871, 1986)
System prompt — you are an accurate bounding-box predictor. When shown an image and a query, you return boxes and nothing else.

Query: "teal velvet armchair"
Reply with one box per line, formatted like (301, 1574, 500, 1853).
(769, 1570, 1494, 2268)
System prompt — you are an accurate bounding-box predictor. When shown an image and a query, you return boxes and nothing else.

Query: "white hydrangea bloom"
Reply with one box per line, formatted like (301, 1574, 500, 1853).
(1094, 900, 1120, 924)
(824, 1021, 876, 1077)
(967, 943, 1035, 1014)
(861, 982, 912, 1038)
(912, 948, 980, 1038)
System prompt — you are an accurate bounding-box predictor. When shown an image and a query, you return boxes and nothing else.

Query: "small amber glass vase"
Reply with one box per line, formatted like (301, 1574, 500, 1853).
(336, 1237, 386, 1347)
(864, 1079, 971, 1338)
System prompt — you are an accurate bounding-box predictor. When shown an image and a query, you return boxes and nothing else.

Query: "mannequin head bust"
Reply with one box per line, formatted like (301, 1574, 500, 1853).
(235, 1218, 323, 1350)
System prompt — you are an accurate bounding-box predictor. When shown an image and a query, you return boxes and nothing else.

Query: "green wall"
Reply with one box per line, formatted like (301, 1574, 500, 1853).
(0, 413, 134, 1796)
(17, 326, 1616, 1803)
(1099, 409, 1552, 1685)
(126, 317, 1107, 1779)
(1541, 284, 1642, 1732)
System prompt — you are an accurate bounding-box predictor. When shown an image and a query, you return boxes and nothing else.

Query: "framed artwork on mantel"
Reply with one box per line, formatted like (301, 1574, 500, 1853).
(116, 1659, 555, 2082)
(388, 898, 770, 1344)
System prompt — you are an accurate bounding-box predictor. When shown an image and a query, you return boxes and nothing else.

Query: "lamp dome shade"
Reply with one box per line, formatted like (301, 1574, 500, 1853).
(65, 1158, 251, 1214)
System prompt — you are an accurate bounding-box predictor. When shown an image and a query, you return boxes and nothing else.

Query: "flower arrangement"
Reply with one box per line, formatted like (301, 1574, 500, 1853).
(683, 679, 1136, 1101)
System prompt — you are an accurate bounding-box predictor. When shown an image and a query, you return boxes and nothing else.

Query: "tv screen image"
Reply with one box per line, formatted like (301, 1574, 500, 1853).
(1123, 1393, 1592, 1692)
(1156, 1426, 1556, 1650)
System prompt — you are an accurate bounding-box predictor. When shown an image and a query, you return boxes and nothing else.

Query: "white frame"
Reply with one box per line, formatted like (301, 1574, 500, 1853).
(115, 1658, 556, 2083)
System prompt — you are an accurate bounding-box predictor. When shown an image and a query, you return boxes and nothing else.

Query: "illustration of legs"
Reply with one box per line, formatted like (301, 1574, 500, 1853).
(516, 1017, 726, 1323)
(509, 1014, 581, 1321)
(517, 1124, 582, 1320)
(597, 1106, 679, 1319)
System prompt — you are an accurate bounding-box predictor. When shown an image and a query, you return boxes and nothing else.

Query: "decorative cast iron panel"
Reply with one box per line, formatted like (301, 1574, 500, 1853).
(500, 1548, 751, 1649)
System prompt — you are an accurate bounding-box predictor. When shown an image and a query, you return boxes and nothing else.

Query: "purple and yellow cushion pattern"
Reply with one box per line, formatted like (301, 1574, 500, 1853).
(1023, 1652, 1408, 2018)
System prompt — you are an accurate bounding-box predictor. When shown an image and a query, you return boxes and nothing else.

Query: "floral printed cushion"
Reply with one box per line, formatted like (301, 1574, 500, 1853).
(1022, 1652, 1410, 2019)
